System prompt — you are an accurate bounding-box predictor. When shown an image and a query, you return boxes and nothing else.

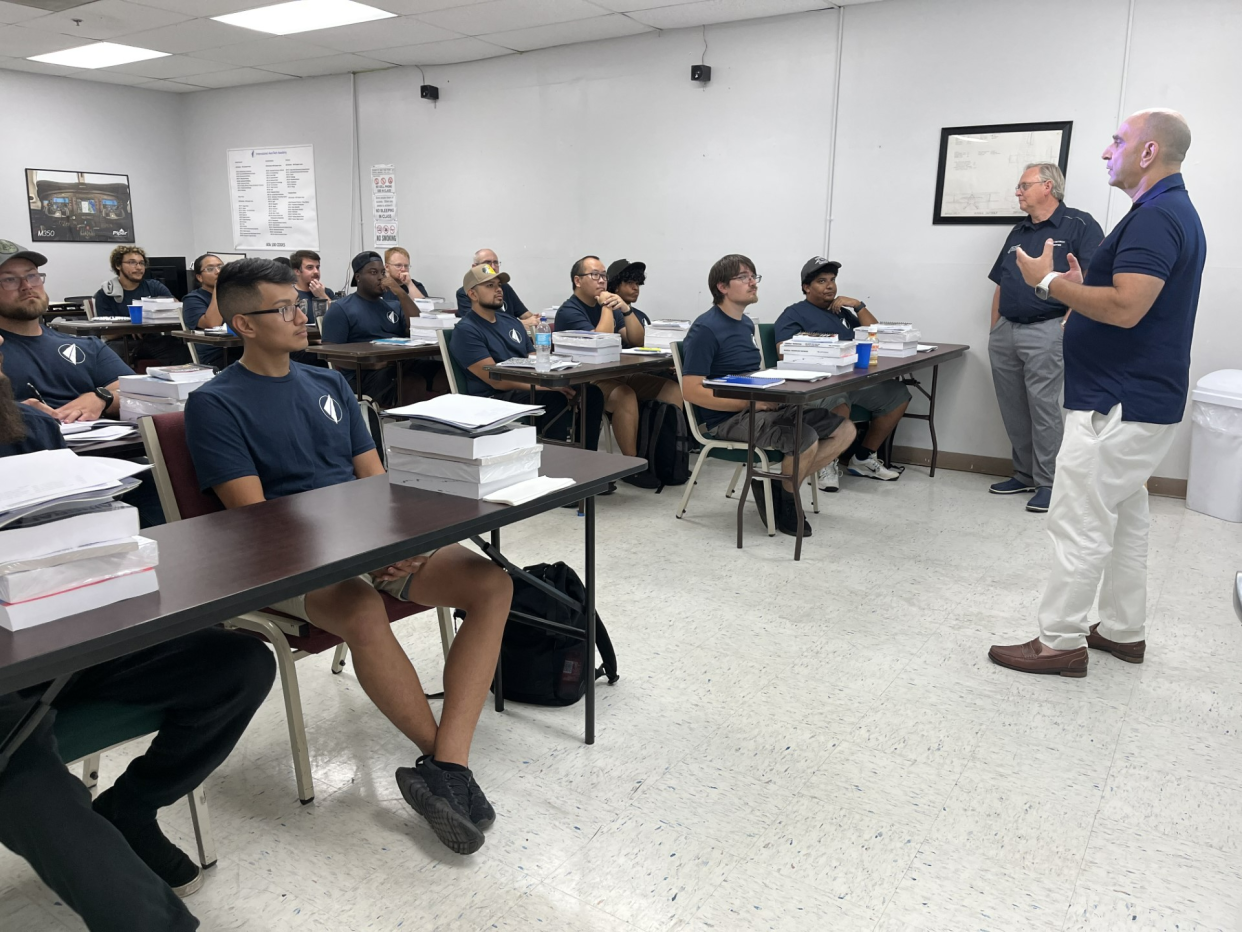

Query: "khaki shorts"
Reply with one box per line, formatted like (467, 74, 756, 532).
(595, 373, 676, 403)
(710, 406, 846, 455)
(267, 551, 436, 621)
(811, 378, 911, 417)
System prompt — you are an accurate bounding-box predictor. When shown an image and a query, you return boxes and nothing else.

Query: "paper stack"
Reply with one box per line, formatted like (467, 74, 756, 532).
(644, 320, 690, 350)
(139, 297, 182, 323)
(408, 311, 459, 343)
(554, 331, 622, 364)
(779, 333, 858, 372)
(874, 323, 921, 358)
(118, 365, 215, 419)
(0, 451, 158, 630)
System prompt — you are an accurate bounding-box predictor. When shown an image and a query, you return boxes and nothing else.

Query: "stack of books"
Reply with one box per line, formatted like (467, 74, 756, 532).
(408, 311, 459, 343)
(874, 323, 921, 357)
(553, 331, 622, 364)
(117, 364, 215, 419)
(643, 320, 690, 350)
(779, 333, 858, 372)
(138, 297, 183, 323)
(0, 450, 158, 630)
(383, 395, 546, 499)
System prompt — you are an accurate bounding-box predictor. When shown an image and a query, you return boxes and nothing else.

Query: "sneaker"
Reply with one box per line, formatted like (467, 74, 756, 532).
(92, 791, 203, 897)
(989, 477, 1037, 495)
(816, 459, 840, 492)
(847, 453, 901, 481)
(395, 757, 485, 855)
(468, 773, 496, 830)
(1026, 486, 1053, 513)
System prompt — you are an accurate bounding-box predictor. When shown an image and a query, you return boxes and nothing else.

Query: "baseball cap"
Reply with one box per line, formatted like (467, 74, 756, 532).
(462, 263, 510, 291)
(800, 256, 841, 284)
(0, 239, 48, 270)
(605, 258, 646, 286)
(349, 250, 383, 285)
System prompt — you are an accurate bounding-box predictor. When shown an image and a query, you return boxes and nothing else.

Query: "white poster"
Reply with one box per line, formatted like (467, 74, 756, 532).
(371, 164, 397, 223)
(227, 145, 319, 250)
(374, 221, 398, 247)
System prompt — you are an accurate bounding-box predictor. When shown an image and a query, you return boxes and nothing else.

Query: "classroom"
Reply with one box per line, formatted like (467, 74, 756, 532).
(1, 0, 1240, 929)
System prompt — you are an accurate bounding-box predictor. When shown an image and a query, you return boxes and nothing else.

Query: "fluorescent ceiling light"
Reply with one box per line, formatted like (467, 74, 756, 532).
(214, 0, 395, 36)
(29, 42, 170, 69)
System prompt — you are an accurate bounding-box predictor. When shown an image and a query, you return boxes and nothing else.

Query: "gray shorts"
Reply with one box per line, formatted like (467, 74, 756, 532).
(811, 379, 911, 417)
(710, 406, 846, 455)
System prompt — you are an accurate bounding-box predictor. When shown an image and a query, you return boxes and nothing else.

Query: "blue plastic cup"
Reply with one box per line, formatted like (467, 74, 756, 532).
(855, 341, 872, 369)
(127, 304, 143, 324)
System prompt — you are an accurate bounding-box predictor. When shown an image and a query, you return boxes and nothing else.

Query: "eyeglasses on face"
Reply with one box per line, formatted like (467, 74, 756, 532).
(578, 271, 607, 282)
(121, 259, 147, 267)
(388, 263, 410, 271)
(1015, 181, 1049, 192)
(731, 273, 761, 284)
(0, 271, 47, 291)
(242, 304, 303, 322)
(200, 264, 223, 274)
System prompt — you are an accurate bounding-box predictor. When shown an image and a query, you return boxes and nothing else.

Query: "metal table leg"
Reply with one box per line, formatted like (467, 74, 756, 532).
(491, 528, 504, 713)
(736, 399, 757, 549)
(0, 674, 71, 775)
(791, 408, 805, 562)
(354, 362, 364, 401)
(585, 495, 596, 745)
(927, 365, 941, 477)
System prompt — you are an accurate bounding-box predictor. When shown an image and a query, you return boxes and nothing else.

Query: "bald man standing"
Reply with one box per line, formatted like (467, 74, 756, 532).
(989, 109, 1206, 678)
(454, 249, 532, 320)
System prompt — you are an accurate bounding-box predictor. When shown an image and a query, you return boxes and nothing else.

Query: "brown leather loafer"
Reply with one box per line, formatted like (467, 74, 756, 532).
(988, 637, 1088, 677)
(1087, 623, 1146, 663)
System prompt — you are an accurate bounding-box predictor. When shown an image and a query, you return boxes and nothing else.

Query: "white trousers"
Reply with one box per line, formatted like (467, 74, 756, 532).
(1036, 405, 1177, 650)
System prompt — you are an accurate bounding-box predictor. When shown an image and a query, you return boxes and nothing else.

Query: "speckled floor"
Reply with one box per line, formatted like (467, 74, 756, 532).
(3, 459, 1241, 931)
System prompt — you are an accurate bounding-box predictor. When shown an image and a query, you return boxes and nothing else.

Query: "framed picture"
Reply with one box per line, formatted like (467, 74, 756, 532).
(26, 169, 135, 243)
(932, 121, 1072, 224)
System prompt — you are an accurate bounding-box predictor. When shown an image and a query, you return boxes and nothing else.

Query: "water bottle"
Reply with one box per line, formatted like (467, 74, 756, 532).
(535, 314, 553, 373)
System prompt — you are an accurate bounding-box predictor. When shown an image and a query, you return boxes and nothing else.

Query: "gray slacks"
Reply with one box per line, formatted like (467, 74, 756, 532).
(988, 316, 1065, 488)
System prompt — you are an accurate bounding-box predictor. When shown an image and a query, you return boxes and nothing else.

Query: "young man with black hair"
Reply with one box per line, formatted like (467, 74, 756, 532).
(0, 334, 276, 931)
(185, 258, 512, 855)
(290, 250, 335, 311)
(680, 254, 855, 536)
(454, 248, 533, 320)
(92, 245, 188, 366)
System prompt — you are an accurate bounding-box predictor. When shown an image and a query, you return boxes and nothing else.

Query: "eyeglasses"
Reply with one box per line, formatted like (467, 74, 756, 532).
(1015, 181, 1048, 192)
(242, 304, 303, 322)
(121, 259, 147, 267)
(473, 259, 500, 269)
(578, 271, 607, 282)
(200, 265, 223, 273)
(0, 271, 47, 291)
(387, 262, 410, 271)
(731, 273, 762, 284)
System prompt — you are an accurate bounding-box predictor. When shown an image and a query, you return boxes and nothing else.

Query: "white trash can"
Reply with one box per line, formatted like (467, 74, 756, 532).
(1186, 369, 1242, 522)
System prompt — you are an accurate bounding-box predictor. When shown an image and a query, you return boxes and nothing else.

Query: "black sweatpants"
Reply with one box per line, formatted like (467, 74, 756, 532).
(496, 385, 605, 450)
(0, 628, 275, 932)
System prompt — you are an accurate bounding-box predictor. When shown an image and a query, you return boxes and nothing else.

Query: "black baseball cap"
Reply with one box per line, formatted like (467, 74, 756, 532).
(350, 250, 383, 286)
(800, 256, 841, 284)
(606, 258, 646, 286)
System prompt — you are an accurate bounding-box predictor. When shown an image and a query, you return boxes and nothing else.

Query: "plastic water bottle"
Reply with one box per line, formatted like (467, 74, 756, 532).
(535, 315, 553, 373)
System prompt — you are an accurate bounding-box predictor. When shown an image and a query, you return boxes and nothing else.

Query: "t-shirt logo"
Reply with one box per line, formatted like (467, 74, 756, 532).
(319, 394, 342, 424)
(387, 309, 400, 324)
(509, 328, 520, 343)
(58, 343, 85, 365)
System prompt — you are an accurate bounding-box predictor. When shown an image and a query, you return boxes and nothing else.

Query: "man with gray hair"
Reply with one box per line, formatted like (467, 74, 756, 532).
(454, 248, 532, 320)
(986, 162, 1103, 513)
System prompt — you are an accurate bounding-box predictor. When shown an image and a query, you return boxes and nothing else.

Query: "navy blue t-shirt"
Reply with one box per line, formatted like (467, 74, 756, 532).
(681, 306, 763, 429)
(449, 311, 533, 396)
(989, 202, 1104, 320)
(0, 405, 67, 457)
(379, 280, 428, 316)
(322, 292, 408, 344)
(181, 288, 222, 367)
(93, 278, 172, 316)
(455, 282, 531, 320)
(1064, 173, 1206, 424)
(554, 294, 626, 336)
(185, 362, 375, 499)
(774, 299, 860, 344)
(1, 325, 134, 407)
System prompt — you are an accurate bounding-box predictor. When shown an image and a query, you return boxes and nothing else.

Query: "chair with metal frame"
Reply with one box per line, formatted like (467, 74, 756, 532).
(138, 412, 455, 804)
(177, 306, 202, 366)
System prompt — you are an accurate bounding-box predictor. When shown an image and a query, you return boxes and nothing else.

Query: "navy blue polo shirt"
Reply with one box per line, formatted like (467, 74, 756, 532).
(449, 310, 533, 396)
(455, 282, 531, 319)
(321, 292, 407, 344)
(681, 306, 762, 429)
(990, 201, 1104, 320)
(379, 279, 428, 316)
(774, 299, 861, 344)
(92, 278, 172, 316)
(0, 405, 67, 457)
(181, 288, 222, 367)
(185, 362, 374, 499)
(1064, 173, 1206, 424)
(0, 325, 134, 407)
(554, 294, 625, 335)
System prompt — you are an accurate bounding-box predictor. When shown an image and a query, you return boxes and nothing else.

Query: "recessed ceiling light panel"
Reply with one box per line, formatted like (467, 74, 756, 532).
(214, 0, 396, 36)
(29, 42, 171, 69)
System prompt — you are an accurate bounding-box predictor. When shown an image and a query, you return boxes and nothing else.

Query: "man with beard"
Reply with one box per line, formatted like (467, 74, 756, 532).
(290, 250, 336, 312)
(92, 245, 188, 366)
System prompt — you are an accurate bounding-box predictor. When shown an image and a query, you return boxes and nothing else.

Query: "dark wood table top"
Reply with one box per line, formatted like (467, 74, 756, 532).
(50, 320, 181, 337)
(0, 446, 644, 694)
(487, 353, 674, 388)
(708, 343, 970, 405)
(307, 342, 440, 365)
(172, 329, 321, 348)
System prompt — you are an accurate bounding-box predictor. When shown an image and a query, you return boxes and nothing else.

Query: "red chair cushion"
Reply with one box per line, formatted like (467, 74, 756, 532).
(149, 411, 223, 520)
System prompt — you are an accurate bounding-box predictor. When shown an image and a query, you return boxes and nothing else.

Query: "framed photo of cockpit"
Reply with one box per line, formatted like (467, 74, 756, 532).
(25, 169, 135, 244)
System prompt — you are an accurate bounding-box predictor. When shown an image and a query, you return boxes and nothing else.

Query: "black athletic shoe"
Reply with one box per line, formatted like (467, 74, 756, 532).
(92, 790, 203, 897)
(775, 486, 812, 538)
(395, 757, 485, 855)
(468, 773, 496, 830)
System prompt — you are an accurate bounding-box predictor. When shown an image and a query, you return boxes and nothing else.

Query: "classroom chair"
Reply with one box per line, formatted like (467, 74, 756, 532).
(670, 341, 818, 536)
(139, 412, 455, 804)
(177, 306, 202, 366)
(55, 700, 216, 872)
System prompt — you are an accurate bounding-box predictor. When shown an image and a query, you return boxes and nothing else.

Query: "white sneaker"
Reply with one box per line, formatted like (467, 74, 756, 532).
(817, 459, 840, 492)
(848, 454, 901, 481)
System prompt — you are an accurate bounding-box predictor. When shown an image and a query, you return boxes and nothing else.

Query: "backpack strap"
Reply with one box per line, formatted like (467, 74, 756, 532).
(592, 616, 619, 683)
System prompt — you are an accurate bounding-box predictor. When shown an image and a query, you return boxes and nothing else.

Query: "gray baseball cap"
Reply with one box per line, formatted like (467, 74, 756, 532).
(0, 239, 48, 270)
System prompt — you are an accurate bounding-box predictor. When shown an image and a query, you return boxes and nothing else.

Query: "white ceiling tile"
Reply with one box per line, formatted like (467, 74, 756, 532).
(178, 65, 296, 87)
(128, 0, 286, 14)
(120, 19, 258, 54)
(71, 67, 151, 84)
(105, 52, 237, 78)
(135, 77, 205, 91)
(19, 0, 192, 40)
(416, 0, 605, 36)
(365, 0, 483, 13)
(628, 0, 832, 29)
(302, 15, 461, 53)
(0, 55, 83, 77)
(0, 26, 85, 57)
(189, 36, 340, 66)
(482, 13, 652, 52)
(0, 2, 54, 25)
(367, 35, 511, 66)
(267, 51, 395, 76)
(587, 0, 705, 10)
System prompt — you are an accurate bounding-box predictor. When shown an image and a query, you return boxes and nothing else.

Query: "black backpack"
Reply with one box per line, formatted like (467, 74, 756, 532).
(492, 561, 619, 706)
(623, 400, 691, 492)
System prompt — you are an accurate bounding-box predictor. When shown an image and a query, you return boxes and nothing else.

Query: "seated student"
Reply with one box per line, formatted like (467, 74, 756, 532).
(290, 249, 335, 316)
(185, 258, 512, 856)
(181, 254, 224, 367)
(774, 257, 910, 489)
(92, 245, 189, 366)
(381, 246, 428, 307)
(451, 263, 605, 451)
(0, 333, 276, 931)
(680, 254, 855, 536)
(454, 249, 533, 320)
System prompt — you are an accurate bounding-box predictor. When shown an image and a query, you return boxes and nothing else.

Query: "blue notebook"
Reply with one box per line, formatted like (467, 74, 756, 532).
(702, 375, 785, 388)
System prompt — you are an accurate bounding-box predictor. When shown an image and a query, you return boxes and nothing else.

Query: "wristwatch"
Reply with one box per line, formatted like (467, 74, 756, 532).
(621, 309, 633, 317)
(93, 386, 114, 409)
(1035, 272, 1059, 301)
(854, 301, 867, 313)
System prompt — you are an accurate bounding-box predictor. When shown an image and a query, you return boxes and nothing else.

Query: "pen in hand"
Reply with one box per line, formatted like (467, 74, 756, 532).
(26, 382, 48, 406)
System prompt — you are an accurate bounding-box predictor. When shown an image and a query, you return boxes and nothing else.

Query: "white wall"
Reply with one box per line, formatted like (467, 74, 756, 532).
(0, 70, 194, 300)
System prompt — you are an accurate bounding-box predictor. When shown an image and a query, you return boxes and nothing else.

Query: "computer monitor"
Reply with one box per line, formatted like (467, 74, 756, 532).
(145, 256, 189, 299)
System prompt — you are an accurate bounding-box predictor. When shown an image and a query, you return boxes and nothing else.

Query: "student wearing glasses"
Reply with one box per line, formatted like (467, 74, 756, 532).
(454, 249, 533, 320)
(181, 254, 225, 367)
(381, 246, 429, 311)
(185, 258, 512, 856)
(93, 245, 189, 366)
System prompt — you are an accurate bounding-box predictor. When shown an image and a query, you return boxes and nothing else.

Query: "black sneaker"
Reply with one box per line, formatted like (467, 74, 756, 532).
(92, 790, 203, 897)
(395, 757, 485, 855)
(468, 773, 495, 830)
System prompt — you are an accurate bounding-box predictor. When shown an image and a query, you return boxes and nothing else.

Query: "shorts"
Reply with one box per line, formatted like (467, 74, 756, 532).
(811, 379, 911, 417)
(710, 405, 846, 455)
(266, 552, 436, 621)
(595, 372, 676, 403)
